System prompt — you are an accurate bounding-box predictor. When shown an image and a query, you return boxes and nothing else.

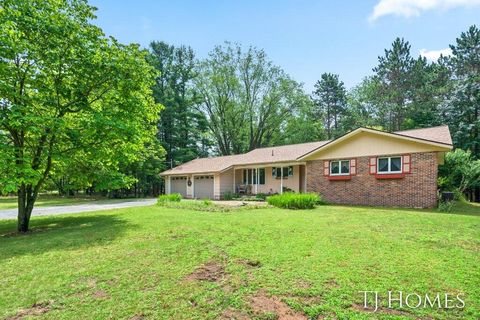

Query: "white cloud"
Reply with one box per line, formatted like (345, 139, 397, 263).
(369, 0, 480, 21)
(419, 48, 452, 61)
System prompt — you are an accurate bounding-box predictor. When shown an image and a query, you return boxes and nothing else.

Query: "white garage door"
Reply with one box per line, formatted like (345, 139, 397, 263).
(194, 175, 214, 199)
(170, 176, 187, 197)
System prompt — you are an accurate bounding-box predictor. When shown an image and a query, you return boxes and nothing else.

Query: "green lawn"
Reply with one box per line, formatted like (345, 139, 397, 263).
(0, 203, 478, 319)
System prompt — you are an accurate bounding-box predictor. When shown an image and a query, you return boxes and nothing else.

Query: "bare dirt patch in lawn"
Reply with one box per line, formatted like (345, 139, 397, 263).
(185, 260, 226, 283)
(250, 290, 308, 320)
(294, 279, 312, 289)
(6, 300, 53, 320)
(92, 290, 110, 299)
(324, 278, 339, 288)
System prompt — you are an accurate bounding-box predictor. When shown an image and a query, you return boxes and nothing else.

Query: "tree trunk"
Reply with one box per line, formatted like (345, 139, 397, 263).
(16, 180, 44, 232)
(17, 185, 37, 232)
(17, 186, 28, 232)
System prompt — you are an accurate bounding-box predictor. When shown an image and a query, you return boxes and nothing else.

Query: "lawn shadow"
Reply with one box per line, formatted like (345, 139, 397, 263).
(0, 213, 133, 261)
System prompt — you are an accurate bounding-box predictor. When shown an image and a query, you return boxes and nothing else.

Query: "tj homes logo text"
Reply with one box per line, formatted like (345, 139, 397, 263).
(359, 291, 465, 312)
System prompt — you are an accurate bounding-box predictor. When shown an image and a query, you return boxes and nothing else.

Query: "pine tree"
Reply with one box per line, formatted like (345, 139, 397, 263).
(373, 38, 415, 131)
(148, 42, 211, 169)
(312, 73, 347, 139)
(444, 25, 480, 158)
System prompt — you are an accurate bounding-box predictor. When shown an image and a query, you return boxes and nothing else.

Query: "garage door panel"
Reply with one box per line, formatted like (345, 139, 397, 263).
(194, 175, 214, 199)
(170, 176, 187, 197)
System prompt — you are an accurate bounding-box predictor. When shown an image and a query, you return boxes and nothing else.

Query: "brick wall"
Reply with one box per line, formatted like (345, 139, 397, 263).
(306, 152, 438, 208)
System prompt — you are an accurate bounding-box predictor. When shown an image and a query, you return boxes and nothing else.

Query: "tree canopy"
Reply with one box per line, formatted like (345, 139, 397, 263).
(0, 0, 161, 231)
(195, 43, 307, 155)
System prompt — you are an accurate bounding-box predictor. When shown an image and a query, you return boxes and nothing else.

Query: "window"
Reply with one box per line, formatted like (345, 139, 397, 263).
(377, 156, 402, 174)
(243, 168, 265, 185)
(272, 166, 293, 178)
(259, 168, 265, 184)
(330, 160, 350, 175)
(243, 169, 253, 184)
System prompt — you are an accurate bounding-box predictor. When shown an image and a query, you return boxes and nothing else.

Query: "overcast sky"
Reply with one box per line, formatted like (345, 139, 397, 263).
(90, 0, 480, 91)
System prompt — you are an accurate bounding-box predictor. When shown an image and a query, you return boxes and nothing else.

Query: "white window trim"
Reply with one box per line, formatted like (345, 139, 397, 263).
(377, 156, 402, 174)
(330, 160, 350, 176)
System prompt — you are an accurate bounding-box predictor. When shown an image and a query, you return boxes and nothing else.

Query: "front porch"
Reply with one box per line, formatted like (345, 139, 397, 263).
(231, 164, 306, 196)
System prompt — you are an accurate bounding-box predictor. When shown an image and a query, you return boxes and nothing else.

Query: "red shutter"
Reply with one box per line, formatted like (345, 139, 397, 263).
(323, 160, 330, 176)
(369, 157, 377, 175)
(350, 158, 357, 176)
(403, 154, 411, 173)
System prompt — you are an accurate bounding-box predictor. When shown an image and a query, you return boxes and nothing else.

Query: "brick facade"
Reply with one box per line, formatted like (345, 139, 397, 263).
(306, 152, 438, 208)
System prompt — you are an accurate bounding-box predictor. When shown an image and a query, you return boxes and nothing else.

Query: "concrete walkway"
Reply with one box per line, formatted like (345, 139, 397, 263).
(0, 198, 156, 220)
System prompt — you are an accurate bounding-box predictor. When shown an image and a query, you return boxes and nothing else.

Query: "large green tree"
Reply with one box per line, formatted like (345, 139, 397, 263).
(0, 0, 160, 231)
(312, 73, 347, 139)
(196, 43, 303, 154)
(281, 93, 325, 144)
(148, 41, 210, 169)
(372, 38, 416, 131)
(442, 25, 480, 158)
(342, 76, 382, 130)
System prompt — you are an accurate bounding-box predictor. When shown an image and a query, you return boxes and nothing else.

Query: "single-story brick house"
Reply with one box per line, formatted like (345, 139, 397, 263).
(160, 126, 453, 208)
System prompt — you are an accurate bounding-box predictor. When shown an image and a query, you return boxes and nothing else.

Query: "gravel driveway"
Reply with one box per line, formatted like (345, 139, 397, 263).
(0, 198, 156, 220)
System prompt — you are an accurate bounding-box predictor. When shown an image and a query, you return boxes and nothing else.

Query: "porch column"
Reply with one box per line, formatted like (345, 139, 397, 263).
(233, 168, 236, 193)
(304, 165, 307, 193)
(280, 165, 283, 194)
(255, 168, 259, 194)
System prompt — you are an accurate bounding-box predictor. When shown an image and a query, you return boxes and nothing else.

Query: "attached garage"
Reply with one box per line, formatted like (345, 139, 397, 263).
(170, 176, 187, 197)
(194, 175, 214, 199)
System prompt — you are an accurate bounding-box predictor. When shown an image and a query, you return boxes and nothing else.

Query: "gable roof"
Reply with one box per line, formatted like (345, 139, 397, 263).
(298, 125, 453, 160)
(161, 125, 452, 175)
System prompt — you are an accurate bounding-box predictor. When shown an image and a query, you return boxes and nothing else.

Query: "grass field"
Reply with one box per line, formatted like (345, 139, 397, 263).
(0, 203, 478, 319)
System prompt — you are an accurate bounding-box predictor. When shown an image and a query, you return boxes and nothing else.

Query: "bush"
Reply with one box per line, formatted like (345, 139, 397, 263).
(157, 193, 182, 204)
(267, 192, 321, 209)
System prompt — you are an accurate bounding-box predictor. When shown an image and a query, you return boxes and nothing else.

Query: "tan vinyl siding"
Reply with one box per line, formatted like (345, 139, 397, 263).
(218, 168, 234, 198)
